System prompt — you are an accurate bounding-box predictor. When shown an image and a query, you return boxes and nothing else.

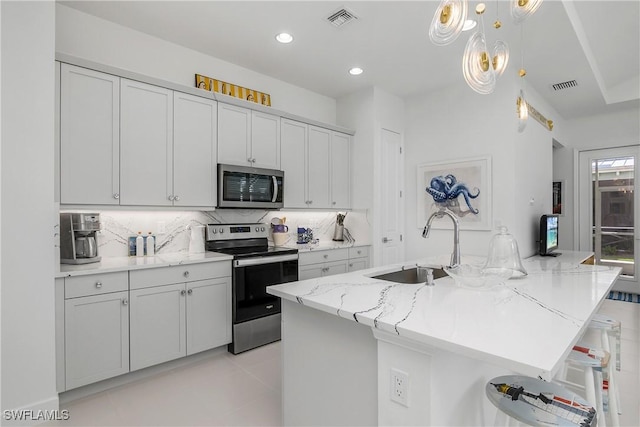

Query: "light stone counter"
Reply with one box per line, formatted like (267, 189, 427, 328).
(268, 250, 621, 426)
(56, 252, 233, 278)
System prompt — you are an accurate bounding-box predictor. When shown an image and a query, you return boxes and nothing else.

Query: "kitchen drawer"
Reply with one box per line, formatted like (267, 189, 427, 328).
(299, 248, 349, 266)
(65, 271, 128, 299)
(130, 261, 231, 290)
(349, 246, 370, 259)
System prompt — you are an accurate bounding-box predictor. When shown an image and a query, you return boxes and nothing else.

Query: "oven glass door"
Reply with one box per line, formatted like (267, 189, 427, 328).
(233, 259, 297, 323)
(221, 171, 283, 204)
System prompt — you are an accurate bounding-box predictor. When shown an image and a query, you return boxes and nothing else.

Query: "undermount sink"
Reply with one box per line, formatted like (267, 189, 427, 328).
(371, 266, 448, 284)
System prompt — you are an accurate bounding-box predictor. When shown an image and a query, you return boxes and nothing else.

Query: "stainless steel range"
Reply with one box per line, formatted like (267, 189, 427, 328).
(205, 223, 298, 354)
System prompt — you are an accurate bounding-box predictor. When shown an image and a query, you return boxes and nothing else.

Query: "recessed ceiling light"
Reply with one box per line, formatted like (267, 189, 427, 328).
(275, 33, 294, 44)
(349, 67, 364, 76)
(462, 20, 477, 31)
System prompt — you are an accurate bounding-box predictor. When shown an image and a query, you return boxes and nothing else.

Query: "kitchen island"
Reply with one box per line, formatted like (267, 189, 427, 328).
(267, 251, 621, 426)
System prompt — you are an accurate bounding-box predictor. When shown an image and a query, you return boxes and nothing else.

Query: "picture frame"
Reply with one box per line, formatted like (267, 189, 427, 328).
(553, 180, 563, 216)
(416, 156, 492, 230)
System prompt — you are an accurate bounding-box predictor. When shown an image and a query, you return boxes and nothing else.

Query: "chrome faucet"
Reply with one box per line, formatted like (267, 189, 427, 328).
(422, 208, 461, 268)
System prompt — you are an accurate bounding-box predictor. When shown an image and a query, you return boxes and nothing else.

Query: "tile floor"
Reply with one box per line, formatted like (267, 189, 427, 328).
(48, 299, 638, 426)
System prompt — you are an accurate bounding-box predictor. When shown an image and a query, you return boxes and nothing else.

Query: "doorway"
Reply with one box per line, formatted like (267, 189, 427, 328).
(578, 146, 640, 293)
(379, 128, 404, 265)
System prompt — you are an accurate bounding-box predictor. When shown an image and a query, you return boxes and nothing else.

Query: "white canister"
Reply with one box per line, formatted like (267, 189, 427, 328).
(188, 225, 205, 254)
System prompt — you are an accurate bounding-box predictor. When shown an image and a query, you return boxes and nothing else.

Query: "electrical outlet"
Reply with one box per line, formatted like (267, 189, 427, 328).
(390, 368, 409, 407)
(157, 221, 166, 235)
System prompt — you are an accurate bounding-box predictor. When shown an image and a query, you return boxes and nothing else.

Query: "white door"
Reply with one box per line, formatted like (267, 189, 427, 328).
(218, 103, 251, 166)
(307, 126, 331, 208)
(129, 283, 186, 371)
(186, 278, 231, 355)
(281, 119, 308, 208)
(65, 291, 129, 389)
(173, 92, 217, 207)
(60, 64, 120, 205)
(579, 146, 640, 293)
(120, 79, 173, 206)
(331, 132, 351, 209)
(380, 128, 404, 265)
(251, 111, 280, 169)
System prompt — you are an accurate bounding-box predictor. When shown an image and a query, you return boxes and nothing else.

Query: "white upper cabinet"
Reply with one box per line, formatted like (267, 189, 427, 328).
(307, 126, 332, 209)
(120, 79, 174, 206)
(281, 120, 351, 210)
(281, 119, 308, 208)
(60, 64, 120, 205)
(218, 104, 280, 170)
(251, 111, 280, 169)
(173, 92, 217, 207)
(331, 132, 351, 209)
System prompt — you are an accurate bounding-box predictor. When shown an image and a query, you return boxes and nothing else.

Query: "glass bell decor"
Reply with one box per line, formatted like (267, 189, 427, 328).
(482, 226, 527, 279)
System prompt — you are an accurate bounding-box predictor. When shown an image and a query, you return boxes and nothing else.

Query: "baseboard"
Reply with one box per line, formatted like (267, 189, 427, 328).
(1, 395, 61, 426)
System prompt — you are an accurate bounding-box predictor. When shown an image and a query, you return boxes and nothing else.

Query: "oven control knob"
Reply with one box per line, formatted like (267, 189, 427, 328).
(219, 228, 224, 234)
(255, 227, 259, 232)
(211, 229, 217, 234)
(260, 227, 265, 232)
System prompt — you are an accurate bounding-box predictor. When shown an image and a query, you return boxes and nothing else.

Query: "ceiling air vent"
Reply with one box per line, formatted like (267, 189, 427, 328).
(551, 80, 578, 91)
(327, 7, 358, 27)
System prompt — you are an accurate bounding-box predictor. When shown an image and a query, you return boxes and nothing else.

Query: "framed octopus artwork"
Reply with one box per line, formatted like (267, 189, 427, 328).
(416, 156, 492, 230)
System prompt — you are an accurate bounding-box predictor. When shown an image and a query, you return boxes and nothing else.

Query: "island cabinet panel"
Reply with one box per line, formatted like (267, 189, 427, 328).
(65, 291, 129, 390)
(60, 64, 120, 205)
(173, 92, 217, 207)
(120, 79, 174, 206)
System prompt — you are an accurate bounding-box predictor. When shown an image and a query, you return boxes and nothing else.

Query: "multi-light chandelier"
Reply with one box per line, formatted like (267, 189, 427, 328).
(429, 0, 543, 131)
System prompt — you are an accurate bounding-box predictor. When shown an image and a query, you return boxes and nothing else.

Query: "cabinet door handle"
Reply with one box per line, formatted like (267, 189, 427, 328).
(349, 263, 353, 267)
(187, 289, 193, 295)
(251, 158, 256, 163)
(183, 271, 190, 278)
(332, 201, 336, 205)
(168, 195, 175, 201)
(122, 298, 128, 306)
(323, 254, 328, 259)
(180, 290, 186, 296)
(113, 193, 120, 200)
(95, 281, 102, 288)
(382, 237, 393, 243)
(174, 195, 180, 202)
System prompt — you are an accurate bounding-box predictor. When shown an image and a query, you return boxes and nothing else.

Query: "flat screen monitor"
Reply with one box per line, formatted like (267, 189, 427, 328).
(539, 214, 559, 256)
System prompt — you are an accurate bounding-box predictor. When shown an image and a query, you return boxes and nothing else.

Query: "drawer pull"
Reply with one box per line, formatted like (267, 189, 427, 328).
(323, 254, 328, 259)
(183, 271, 190, 278)
(181, 290, 186, 296)
(266, 304, 274, 310)
(187, 289, 193, 295)
(95, 282, 102, 288)
(349, 263, 353, 267)
(357, 250, 362, 255)
(122, 298, 128, 306)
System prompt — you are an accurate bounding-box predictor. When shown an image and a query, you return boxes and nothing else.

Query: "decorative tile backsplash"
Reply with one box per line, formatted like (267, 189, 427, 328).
(60, 209, 371, 257)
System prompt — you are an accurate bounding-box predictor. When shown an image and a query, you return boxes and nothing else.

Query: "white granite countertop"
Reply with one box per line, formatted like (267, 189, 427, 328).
(268, 251, 620, 380)
(282, 241, 369, 252)
(56, 252, 233, 278)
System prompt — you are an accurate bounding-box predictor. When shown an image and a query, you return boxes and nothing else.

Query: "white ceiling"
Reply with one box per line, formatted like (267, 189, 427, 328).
(59, 0, 639, 120)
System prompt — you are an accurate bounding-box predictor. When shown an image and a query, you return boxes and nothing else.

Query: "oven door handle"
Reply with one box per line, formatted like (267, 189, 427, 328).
(234, 253, 298, 267)
(271, 176, 279, 203)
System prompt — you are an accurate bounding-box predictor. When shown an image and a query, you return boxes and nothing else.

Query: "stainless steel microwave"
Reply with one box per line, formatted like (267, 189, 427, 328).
(217, 164, 284, 209)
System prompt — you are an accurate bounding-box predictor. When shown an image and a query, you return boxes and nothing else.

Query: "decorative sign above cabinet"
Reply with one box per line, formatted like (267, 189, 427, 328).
(195, 73, 271, 106)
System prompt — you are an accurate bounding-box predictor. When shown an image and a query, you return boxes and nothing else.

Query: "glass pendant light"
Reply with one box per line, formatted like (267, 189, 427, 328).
(492, 40, 509, 76)
(516, 88, 528, 132)
(429, 0, 469, 46)
(510, 0, 544, 24)
(462, 3, 496, 94)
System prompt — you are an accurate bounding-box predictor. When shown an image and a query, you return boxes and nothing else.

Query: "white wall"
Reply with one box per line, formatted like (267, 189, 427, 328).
(404, 75, 562, 262)
(55, 4, 336, 125)
(1, 1, 58, 420)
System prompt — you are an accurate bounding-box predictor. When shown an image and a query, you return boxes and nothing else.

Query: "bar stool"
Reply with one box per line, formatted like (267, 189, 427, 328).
(588, 313, 622, 416)
(486, 375, 597, 426)
(555, 344, 618, 427)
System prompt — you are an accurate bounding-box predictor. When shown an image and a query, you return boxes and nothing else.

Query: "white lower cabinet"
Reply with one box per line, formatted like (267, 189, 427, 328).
(63, 273, 129, 390)
(299, 247, 371, 280)
(129, 263, 231, 371)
